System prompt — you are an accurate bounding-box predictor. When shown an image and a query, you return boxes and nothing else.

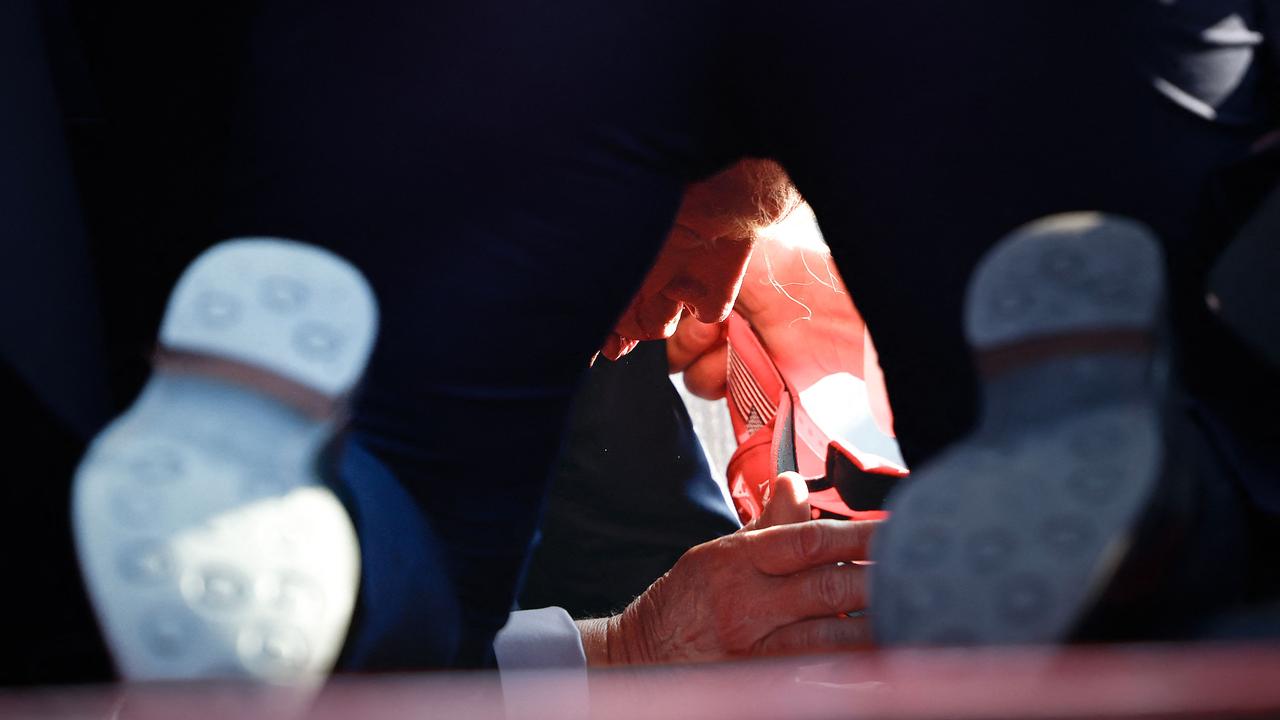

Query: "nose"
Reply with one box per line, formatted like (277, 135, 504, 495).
(662, 276, 733, 325)
(670, 284, 737, 325)
(685, 297, 737, 324)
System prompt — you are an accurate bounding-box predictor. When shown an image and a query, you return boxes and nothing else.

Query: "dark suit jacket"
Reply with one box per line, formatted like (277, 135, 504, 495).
(519, 341, 739, 618)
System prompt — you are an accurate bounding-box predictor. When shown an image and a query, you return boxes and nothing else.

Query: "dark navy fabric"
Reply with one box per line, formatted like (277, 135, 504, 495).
(206, 0, 1277, 667)
(518, 341, 739, 619)
(1, 0, 109, 439)
(1, 0, 112, 685)
(13, 0, 1279, 677)
(1189, 144, 1280, 525)
(333, 438, 463, 669)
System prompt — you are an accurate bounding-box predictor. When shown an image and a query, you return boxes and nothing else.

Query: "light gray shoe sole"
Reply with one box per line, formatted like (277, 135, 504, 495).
(73, 238, 375, 683)
(871, 213, 1167, 646)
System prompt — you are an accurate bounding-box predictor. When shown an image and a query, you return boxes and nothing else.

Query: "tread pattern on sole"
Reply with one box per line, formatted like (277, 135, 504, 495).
(965, 213, 1163, 351)
(74, 239, 373, 684)
(160, 238, 378, 398)
(873, 404, 1159, 645)
(872, 213, 1167, 647)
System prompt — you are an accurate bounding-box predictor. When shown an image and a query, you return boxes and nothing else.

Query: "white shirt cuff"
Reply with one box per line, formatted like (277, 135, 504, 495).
(495, 607, 589, 719)
(494, 606, 587, 671)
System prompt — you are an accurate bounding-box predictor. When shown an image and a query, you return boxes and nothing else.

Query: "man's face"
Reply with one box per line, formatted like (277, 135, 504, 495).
(602, 160, 790, 360)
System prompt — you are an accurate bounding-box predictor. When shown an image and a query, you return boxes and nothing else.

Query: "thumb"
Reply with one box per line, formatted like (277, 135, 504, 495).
(746, 472, 811, 531)
(667, 316, 725, 373)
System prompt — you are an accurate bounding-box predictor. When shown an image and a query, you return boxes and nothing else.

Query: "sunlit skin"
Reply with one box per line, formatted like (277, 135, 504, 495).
(577, 474, 879, 665)
(661, 201, 895, 436)
(601, 159, 793, 361)
(574, 159, 888, 666)
(601, 227, 753, 361)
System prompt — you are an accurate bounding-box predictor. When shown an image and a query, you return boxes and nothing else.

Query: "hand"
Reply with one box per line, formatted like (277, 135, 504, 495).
(665, 315, 727, 400)
(579, 474, 878, 666)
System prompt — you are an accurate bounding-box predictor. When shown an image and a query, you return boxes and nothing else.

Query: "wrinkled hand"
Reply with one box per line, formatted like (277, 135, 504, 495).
(579, 474, 878, 666)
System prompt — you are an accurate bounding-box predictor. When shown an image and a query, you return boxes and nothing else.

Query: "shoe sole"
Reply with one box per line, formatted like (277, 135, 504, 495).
(870, 213, 1166, 645)
(72, 238, 375, 683)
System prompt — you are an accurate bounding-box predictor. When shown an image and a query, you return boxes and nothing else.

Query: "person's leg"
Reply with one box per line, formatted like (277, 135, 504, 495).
(752, 0, 1269, 467)
(3, 366, 112, 684)
(749, 0, 1274, 639)
(332, 438, 462, 670)
(1, 0, 112, 684)
(195, 0, 1274, 663)
(72, 240, 369, 683)
(216, 0, 748, 666)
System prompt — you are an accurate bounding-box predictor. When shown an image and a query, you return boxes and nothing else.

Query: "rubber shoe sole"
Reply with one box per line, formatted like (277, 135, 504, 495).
(871, 213, 1167, 646)
(72, 238, 375, 683)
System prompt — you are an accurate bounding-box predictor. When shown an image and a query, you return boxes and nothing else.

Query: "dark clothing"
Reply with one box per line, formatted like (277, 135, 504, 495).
(333, 439, 464, 670)
(10, 0, 1279, 677)
(211, 0, 1277, 666)
(1148, 0, 1279, 127)
(1, 0, 110, 441)
(519, 342, 739, 618)
(1, 0, 111, 685)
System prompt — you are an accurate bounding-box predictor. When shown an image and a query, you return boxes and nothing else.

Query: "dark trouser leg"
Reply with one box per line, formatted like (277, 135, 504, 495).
(753, 0, 1276, 635)
(332, 438, 463, 670)
(754, 0, 1264, 468)
(219, 0, 739, 666)
(1, 0, 112, 684)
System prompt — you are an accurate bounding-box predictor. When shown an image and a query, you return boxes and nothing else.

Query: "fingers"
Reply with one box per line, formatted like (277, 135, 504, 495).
(600, 332, 640, 362)
(754, 614, 873, 656)
(681, 341, 728, 400)
(666, 316, 725, 373)
(748, 473, 810, 531)
(668, 314, 729, 399)
(747, 518, 880, 576)
(764, 562, 869, 625)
